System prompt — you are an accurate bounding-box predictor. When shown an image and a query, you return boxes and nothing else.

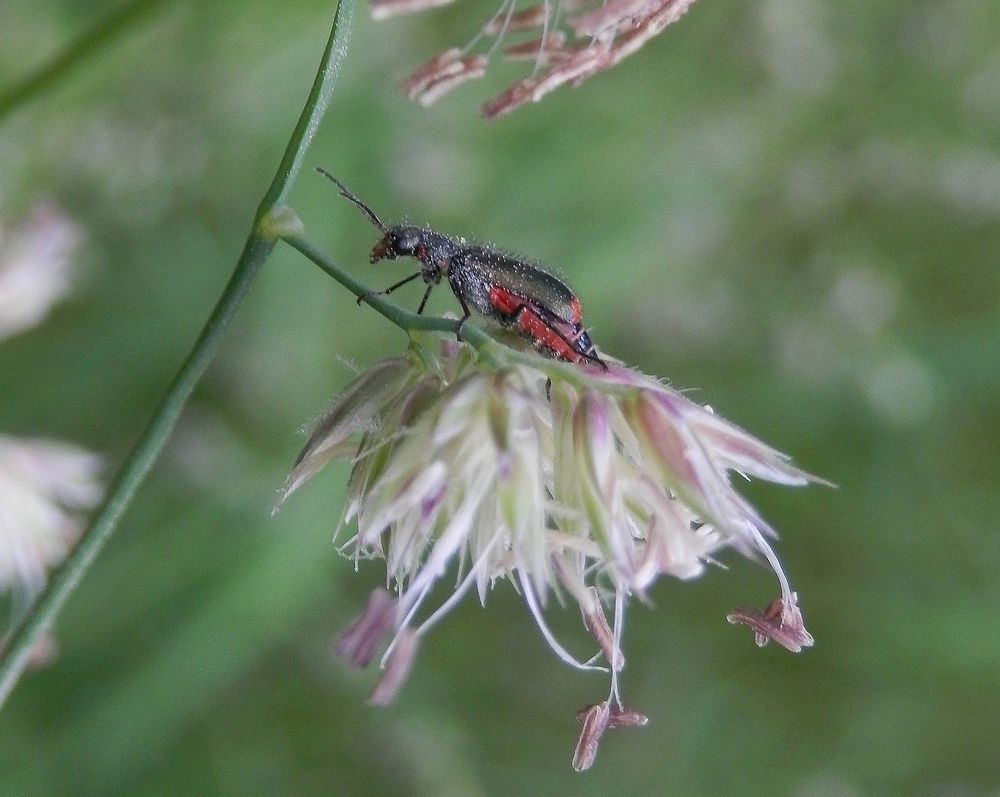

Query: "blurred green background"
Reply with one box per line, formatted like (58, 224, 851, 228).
(1, 0, 998, 794)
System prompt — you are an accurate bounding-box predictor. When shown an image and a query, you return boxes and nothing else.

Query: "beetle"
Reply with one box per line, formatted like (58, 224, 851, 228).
(318, 168, 606, 368)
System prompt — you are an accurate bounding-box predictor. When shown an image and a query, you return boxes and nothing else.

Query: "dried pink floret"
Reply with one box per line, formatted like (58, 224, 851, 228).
(480, 77, 535, 119)
(402, 49, 489, 106)
(481, 43, 611, 118)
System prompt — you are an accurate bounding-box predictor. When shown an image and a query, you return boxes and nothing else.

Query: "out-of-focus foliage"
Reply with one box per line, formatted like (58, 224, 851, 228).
(0, 0, 997, 794)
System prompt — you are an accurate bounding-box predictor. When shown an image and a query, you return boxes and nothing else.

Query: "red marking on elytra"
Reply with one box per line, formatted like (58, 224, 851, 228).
(569, 296, 582, 324)
(488, 284, 521, 315)
(518, 308, 581, 361)
(488, 284, 585, 362)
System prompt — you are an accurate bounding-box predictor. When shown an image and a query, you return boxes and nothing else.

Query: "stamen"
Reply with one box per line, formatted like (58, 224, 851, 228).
(727, 593, 814, 653)
(333, 588, 396, 668)
(572, 701, 610, 771)
(583, 587, 625, 671)
(369, 628, 419, 705)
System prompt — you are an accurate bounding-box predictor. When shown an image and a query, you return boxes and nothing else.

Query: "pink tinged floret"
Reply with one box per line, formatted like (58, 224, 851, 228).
(393, 478, 488, 620)
(630, 391, 788, 559)
(274, 357, 413, 510)
(361, 462, 448, 544)
(498, 392, 551, 598)
(686, 408, 821, 487)
(420, 480, 447, 521)
(0, 204, 82, 342)
(572, 391, 615, 532)
(628, 490, 710, 589)
(624, 392, 710, 511)
(0, 436, 104, 595)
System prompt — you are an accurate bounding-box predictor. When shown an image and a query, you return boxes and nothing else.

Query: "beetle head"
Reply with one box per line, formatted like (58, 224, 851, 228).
(315, 168, 454, 271)
(370, 225, 424, 263)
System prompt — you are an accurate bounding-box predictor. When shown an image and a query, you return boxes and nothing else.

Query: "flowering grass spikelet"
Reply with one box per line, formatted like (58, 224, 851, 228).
(280, 338, 821, 769)
(369, 0, 699, 116)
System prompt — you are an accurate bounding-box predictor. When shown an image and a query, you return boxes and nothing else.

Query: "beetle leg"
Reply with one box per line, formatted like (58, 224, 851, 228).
(565, 322, 608, 370)
(357, 271, 425, 306)
(416, 283, 435, 315)
(454, 293, 473, 342)
(575, 336, 608, 370)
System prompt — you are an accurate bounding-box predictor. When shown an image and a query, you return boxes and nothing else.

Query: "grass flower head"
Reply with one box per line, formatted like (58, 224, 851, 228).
(280, 337, 821, 768)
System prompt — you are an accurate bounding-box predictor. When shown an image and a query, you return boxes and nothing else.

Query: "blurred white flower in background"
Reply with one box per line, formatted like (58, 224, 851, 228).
(279, 338, 823, 770)
(0, 204, 82, 340)
(0, 436, 102, 597)
(0, 205, 103, 647)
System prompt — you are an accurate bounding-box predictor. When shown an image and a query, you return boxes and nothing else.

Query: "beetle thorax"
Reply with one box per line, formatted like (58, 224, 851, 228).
(388, 226, 460, 279)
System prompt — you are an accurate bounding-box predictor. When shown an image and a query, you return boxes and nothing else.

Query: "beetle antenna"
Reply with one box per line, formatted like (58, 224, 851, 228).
(315, 167, 388, 234)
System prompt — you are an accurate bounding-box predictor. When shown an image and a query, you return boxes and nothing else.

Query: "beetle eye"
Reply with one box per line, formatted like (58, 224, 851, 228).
(397, 233, 417, 254)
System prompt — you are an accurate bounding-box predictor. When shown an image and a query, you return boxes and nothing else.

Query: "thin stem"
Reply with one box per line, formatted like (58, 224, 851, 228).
(0, 0, 357, 709)
(281, 232, 468, 336)
(0, 0, 170, 122)
(0, 234, 271, 707)
(258, 0, 355, 216)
